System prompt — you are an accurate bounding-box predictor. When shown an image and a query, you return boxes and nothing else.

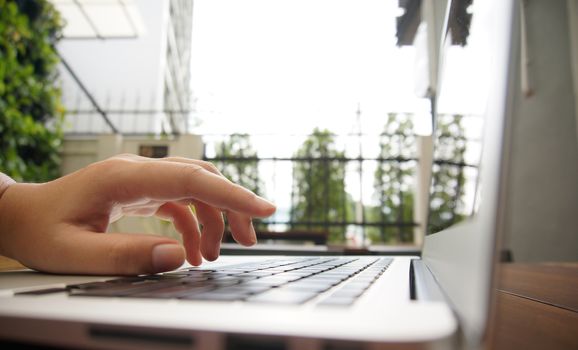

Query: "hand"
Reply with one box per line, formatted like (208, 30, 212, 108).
(0, 155, 276, 275)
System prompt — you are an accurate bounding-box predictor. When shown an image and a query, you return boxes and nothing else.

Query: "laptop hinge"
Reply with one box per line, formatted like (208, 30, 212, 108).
(410, 259, 446, 302)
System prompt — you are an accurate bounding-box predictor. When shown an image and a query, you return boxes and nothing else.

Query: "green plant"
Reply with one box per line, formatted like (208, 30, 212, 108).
(371, 113, 416, 244)
(427, 114, 468, 233)
(214, 133, 266, 231)
(290, 128, 352, 243)
(0, 0, 64, 182)
(214, 133, 262, 195)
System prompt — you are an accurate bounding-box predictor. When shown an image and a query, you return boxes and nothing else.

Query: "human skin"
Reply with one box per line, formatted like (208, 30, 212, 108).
(0, 154, 276, 275)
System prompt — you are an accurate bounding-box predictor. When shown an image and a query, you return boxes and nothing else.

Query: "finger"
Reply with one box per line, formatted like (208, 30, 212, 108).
(92, 159, 276, 218)
(32, 227, 185, 275)
(193, 201, 224, 261)
(134, 159, 265, 248)
(159, 157, 225, 176)
(155, 202, 202, 266)
(117, 154, 225, 177)
(226, 210, 257, 246)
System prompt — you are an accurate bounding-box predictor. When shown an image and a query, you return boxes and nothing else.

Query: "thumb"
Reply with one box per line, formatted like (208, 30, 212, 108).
(32, 230, 185, 275)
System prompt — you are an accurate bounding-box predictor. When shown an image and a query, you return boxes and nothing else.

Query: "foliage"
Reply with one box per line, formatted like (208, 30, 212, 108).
(214, 133, 261, 195)
(370, 113, 416, 243)
(213, 133, 265, 230)
(427, 114, 468, 233)
(290, 128, 352, 243)
(0, 0, 64, 182)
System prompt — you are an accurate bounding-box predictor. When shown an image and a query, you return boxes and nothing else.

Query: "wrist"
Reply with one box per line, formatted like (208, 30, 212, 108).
(0, 173, 17, 258)
(0, 173, 16, 202)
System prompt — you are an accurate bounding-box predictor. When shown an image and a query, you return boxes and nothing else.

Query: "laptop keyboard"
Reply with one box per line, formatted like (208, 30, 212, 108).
(33, 257, 392, 306)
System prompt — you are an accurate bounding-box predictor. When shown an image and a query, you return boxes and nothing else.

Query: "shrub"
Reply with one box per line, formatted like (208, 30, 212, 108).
(0, 0, 64, 182)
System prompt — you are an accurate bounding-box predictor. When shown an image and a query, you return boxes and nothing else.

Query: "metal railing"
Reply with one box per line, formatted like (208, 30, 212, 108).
(60, 108, 480, 246)
(203, 132, 421, 246)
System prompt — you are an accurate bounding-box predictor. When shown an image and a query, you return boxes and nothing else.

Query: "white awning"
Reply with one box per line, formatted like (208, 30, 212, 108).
(50, 0, 145, 39)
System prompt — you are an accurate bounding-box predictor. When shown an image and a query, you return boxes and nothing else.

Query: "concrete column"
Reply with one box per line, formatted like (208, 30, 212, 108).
(97, 133, 123, 160)
(414, 135, 434, 245)
(172, 134, 204, 159)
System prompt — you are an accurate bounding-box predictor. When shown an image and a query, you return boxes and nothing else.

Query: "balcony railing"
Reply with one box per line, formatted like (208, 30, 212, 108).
(203, 131, 421, 246)
(61, 108, 480, 247)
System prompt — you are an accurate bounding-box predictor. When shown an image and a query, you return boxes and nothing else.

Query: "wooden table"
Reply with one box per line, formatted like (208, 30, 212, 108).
(488, 262, 578, 350)
(1, 256, 577, 349)
(0, 256, 24, 272)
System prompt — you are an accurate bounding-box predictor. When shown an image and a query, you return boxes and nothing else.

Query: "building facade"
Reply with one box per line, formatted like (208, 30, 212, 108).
(57, 0, 194, 135)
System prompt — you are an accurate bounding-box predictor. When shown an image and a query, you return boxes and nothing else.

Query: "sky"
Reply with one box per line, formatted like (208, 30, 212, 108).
(187, 0, 489, 228)
(189, 0, 426, 136)
(187, 0, 429, 227)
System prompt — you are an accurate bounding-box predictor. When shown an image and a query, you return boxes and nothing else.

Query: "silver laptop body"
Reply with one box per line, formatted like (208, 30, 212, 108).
(0, 0, 518, 349)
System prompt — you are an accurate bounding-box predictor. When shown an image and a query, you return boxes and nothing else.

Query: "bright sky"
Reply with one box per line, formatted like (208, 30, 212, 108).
(189, 0, 425, 135)
(188, 0, 491, 227)
(188, 0, 431, 222)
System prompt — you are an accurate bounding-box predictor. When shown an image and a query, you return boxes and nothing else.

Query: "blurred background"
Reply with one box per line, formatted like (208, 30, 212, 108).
(0, 0, 481, 252)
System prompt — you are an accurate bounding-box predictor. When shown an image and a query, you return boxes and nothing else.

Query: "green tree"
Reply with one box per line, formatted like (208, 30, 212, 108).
(0, 0, 64, 182)
(370, 113, 416, 244)
(214, 133, 261, 195)
(427, 114, 468, 233)
(290, 128, 351, 243)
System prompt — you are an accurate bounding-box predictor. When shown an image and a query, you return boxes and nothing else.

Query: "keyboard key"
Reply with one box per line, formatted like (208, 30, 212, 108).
(283, 270, 316, 277)
(299, 276, 342, 286)
(207, 279, 242, 288)
(341, 281, 373, 290)
(252, 275, 301, 284)
(352, 276, 377, 283)
(239, 271, 276, 278)
(132, 285, 215, 299)
(319, 272, 354, 278)
(209, 275, 257, 284)
(179, 276, 211, 283)
(205, 272, 236, 279)
(216, 285, 273, 295)
(69, 280, 182, 297)
(279, 282, 332, 293)
(181, 291, 246, 301)
(296, 268, 330, 273)
(247, 290, 318, 304)
(241, 279, 287, 288)
(317, 296, 356, 307)
(331, 288, 365, 298)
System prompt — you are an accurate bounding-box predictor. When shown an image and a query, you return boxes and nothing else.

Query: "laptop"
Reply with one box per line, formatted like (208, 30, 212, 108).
(0, 0, 518, 349)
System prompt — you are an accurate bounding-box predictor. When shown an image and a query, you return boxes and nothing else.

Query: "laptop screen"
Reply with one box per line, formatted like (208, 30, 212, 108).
(421, 0, 516, 345)
(426, 0, 488, 235)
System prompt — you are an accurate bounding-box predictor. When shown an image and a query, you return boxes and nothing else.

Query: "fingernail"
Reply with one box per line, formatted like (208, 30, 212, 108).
(152, 244, 184, 272)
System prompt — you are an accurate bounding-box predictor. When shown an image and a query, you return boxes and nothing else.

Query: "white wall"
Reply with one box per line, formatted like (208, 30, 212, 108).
(503, 0, 578, 262)
(60, 134, 204, 176)
(569, 0, 578, 150)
